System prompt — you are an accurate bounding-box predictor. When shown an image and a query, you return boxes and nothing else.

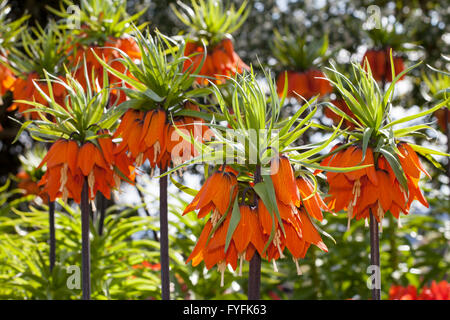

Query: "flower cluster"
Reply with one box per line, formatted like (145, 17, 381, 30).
(70, 35, 140, 104)
(8, 73, 67, 119)
(276, 69, 332, 99)
(113, 103, 207, 170)
(320, 143, 429, 228)
(184, 155, 329, 284)
(361, 49, 405, 82)
(183, 39, 249, 85)
(38, 134, 135, 203)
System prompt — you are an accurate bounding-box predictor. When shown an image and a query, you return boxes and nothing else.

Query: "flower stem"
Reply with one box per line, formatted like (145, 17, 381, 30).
(369, 210, 381, 300)
(48, 199, 56, 272)
(81, 178, 91, 300)
(159, 169, 170, 300)
(248, 165, 262, 300)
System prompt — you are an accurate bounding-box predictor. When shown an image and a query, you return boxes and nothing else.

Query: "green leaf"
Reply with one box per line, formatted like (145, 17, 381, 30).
(408, 144, 450, 157)
(379, 147, 408, 190)
(384, 97, 450, 129)
(170, 175, 198, 196)
(224, 197, 240, 252)
(361, 127, 374, 162)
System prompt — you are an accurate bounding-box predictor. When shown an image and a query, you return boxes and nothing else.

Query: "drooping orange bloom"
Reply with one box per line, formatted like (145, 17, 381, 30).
(8, 72, 67, 119)
(186, 155, 329, 280)
(324, 99, 357, 130)
(361, 49, 405, 82)
(183, 38, 249, 85)
(186, 204, 269, 285)
(38, 135, 135, 203)
(270, 155, 300, 208)
(276, 69, 332, 100)
(183, 169, 238, 219)
(0, 57, 15, 97)
(434, 107, 449, 132)
(320, 143, 429, 226)
(16, 171, 48, 203)
(70, 35, 140, 105)
(114, 102, 207, 170)
(258, 173, 329, 269)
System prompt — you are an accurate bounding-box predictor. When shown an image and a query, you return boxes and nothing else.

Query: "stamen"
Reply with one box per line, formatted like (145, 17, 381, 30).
(211, 209, 221, 228)
(377, 201, 384, 220)
(59, 163, 68, 192)
(397, 215, 402, 228)
(347, 201, 354, 231)
(273, 230, 285, 259)
(238, 253, 244, 276)
(88, 170, 95, 198)
(217, 261, 226, 287)
(90, 199, 96, 212)
(400, 186, 408, 203)
(365, 218, 369, 227)
(293, 257, 302, 275)
(291, 204, 298, 215)
(153, 141, 161, 163)
(62, 187, 69, 204)
(136, 153, 144, 167)
(272, 259, 278, 273)
(352, 179, 361, 206)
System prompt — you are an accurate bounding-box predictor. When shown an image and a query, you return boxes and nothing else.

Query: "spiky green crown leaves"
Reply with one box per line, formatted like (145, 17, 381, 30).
(165, 66, 368, 180)
(13, 64, 123, 145)
(7, 21, 71, 78)
(0, 0, 29, 53)
(47, 0, 147, 46)
(93, 27, 210, 114)
(171, 0, 249, 47)
(271, 28, 329, 72)
(422, 58, 450, 102)
(324, 53, 450, 189)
